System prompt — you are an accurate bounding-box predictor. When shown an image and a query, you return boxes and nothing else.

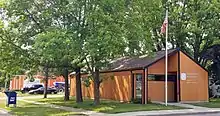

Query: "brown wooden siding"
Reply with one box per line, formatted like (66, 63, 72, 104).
(180, 51, 208, 102)
(148, 53, 178, 74)
(10, 75, 66, 90)
(147, 53, 178, 102)
(69, 51, 208, 103)
(148, 81, 174, 102)
(70, 71, 132, 102)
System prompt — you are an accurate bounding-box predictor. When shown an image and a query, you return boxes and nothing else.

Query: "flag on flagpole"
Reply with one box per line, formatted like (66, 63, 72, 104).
(161, 9, 169, 106)
(160, 15, 168, 34)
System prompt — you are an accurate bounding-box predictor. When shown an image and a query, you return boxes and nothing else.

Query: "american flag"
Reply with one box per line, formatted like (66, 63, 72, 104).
(160, 16, 168, 34)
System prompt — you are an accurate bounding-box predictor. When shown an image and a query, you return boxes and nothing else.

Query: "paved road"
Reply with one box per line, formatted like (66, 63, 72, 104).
(178, 113, 220, 116)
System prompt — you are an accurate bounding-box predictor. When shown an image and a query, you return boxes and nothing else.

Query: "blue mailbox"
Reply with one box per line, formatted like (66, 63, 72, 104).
(4, 91, 17, 107)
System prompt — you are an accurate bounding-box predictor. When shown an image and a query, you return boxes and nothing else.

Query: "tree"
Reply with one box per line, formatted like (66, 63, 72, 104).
(0, 12, 33, 89)
(33, 31, 57, 98)
(201, 45, 220, 81)
(3, 0, 86, 101)
(72, 58, 85, 103)
(33, 28, 76, 100)
(151, 0, 220, 62)
(81, 0, 155, 105)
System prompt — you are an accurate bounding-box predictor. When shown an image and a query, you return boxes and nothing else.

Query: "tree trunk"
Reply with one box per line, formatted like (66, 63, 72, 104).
(76, 67, 83, 103)
(93, 68, 100, 105)
(64, 67, 69, 101)
(4, 80, 7, 90)
(44, 66, 49, 98)
(193, 46, 200, 62)
(4, 74, 7, 90)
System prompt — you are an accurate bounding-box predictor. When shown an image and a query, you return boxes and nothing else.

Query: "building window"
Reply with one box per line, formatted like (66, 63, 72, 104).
(136, 74, 142, 99)
(148, 75, 176, 81)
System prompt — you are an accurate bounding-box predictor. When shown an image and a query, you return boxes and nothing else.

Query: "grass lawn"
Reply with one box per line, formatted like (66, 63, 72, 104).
(0, 93, 4, 97)
(192, 98, 220, 108)
(0, 99, 85, 116)
(26, 97, 184, 114)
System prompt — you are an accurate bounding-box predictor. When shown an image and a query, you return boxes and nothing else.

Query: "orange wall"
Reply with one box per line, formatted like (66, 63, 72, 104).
(168, 53, 178, 72)
(70, 70, 175, 102)
(70, 71, 132, 102)
(10, 75, 65, 90)
(69, 51, 208, 103)
(180, 52, 208, 102)
(146, 53, 178, 102)
(148, 81, 174, 102)
(148, 53, 178, 74)
(10, 76, 24, 90)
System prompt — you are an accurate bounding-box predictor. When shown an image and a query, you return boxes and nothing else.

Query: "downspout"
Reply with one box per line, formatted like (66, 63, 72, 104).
(144, 68, 148, 104)
(142, 69, 146, 104)
(178, 50, 181, 102)
(130, 70, 134, 102)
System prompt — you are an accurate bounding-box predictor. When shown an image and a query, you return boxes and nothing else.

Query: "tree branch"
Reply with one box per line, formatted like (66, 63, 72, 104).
(85, 57, 93, 74)
(24, 9, 45, 32)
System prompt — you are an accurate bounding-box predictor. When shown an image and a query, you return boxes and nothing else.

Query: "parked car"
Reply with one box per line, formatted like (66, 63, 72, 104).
(28, 87, 57, 94)
(21, 83, 44, 93)
(53, 82, 65, 93)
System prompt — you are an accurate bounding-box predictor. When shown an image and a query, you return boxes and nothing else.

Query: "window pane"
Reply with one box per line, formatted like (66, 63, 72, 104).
(136, 74, 142, 99)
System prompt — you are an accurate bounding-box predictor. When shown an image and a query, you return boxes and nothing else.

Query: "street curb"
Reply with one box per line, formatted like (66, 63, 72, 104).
(140, 110, 220, 116)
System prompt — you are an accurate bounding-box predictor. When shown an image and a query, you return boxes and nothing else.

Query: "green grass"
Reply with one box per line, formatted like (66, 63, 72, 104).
(26, 97, 184, 114)
(192, 98, 220, 108)
(0, 99, 85, 116)
(0, 92, 6, 97)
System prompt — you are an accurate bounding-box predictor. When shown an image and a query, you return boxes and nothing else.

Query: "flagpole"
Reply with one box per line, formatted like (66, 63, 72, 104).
(165, 8, 168, 106)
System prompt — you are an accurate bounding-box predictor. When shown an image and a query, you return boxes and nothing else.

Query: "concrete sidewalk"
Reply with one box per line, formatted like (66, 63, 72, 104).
(153, 101, 208, 109)
(109, 109, 220, 116)
(0, 108, 11, 116)
(168, 102, 208, 109)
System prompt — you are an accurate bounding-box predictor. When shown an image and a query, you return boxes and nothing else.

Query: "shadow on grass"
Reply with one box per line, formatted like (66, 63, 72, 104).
(4, 101, 86, 116)
(35, 97, 183, 114)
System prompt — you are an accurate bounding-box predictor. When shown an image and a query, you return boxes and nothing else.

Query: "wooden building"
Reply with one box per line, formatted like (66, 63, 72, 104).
(10, 75, 65, 90)
(70, 48, 209, 104)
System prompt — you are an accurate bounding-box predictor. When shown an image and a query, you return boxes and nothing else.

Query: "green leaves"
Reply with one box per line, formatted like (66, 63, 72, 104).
(2, 0, 220, 79)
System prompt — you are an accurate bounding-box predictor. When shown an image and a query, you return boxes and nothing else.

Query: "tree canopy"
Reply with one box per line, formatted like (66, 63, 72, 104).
(1, 0, 220, 103)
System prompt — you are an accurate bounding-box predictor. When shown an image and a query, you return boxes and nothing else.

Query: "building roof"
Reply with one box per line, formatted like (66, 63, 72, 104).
(69, 48, 208, 75)
(102, 49, 178, 72)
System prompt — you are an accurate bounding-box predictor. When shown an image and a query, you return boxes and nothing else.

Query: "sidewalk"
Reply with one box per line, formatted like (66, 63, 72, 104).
(0, 108, 11, 116)
(109, 109, 220, 116)
(168, 102, 208, 109)
(153, 101, 208, 109)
